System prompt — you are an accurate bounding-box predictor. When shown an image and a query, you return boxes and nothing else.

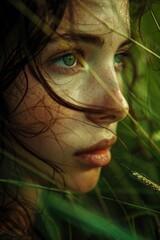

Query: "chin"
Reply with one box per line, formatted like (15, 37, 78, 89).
(75, 181, 98, 193)
(60, 168, 101, 193)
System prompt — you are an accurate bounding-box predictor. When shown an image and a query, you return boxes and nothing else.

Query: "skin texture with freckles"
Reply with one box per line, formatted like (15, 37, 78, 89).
(5, 0, 130, 193)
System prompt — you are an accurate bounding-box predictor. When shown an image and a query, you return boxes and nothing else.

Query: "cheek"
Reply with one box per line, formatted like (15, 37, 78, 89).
(5, 78, 60, 135)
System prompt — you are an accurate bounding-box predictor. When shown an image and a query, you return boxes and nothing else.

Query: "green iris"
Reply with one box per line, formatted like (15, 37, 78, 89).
(62, 54, 77, 66)
(53, 53, 77, 67)
(114, 54, 123, 64)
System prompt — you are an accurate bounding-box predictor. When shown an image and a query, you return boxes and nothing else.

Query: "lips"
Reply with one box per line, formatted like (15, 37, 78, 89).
(74, 137, 117, 168)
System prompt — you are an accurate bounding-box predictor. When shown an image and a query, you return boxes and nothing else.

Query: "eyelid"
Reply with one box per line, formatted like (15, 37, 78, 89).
(48, 47, 85, 64)
(114, 51, 130, 72)
(117, 45, 131, 55)
(46, 47, 86, 75)
(117, 39, 132, 53)
(115, 43, 131, 62)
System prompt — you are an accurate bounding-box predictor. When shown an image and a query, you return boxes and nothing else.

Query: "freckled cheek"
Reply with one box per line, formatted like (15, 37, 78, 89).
(70, 76, 110, 106)
(7, 87, 60, 130)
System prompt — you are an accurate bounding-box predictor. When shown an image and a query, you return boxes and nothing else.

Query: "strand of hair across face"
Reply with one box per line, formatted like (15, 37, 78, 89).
(76, 0, 160, 157)
(77, 0, 160, 60)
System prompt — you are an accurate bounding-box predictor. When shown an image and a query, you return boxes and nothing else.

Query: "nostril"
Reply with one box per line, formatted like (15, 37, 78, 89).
(85, 106, 129, 124)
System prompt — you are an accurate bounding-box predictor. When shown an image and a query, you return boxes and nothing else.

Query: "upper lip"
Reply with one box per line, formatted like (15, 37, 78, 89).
(74, 136, 117, 155)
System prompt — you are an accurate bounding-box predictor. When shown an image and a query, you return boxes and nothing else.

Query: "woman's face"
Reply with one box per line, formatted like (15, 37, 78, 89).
(6, 0, 130, 192)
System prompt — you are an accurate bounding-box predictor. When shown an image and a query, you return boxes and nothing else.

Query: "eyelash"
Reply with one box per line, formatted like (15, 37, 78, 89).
(47, 47, 85, 75)
(114, 51, 129, 72)
(47, 47, 129, 75)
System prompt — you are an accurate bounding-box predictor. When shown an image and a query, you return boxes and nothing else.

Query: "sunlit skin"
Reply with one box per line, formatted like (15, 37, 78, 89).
(5, 0, 130, 193)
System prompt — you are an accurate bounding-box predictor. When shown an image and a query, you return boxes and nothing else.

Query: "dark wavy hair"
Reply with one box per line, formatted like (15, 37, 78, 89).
(0, 0, 149, 239)
(0, 0, 68, 238)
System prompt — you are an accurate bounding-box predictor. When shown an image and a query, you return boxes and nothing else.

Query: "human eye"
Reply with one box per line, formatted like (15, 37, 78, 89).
(47, 49, 85, 75)
(54, 53, 77, 67)
(114, 51, 129, 72)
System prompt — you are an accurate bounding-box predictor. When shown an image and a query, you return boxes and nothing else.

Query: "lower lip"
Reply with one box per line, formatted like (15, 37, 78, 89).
(76, 149, 111, 168)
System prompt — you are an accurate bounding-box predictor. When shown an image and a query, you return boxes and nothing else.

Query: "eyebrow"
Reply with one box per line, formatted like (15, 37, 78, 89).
(50, 32, 105, 48)
(50, 32, 131, 50)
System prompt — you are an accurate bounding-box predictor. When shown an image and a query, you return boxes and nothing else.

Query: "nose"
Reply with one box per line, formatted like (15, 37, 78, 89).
(85, 89, 129, 125)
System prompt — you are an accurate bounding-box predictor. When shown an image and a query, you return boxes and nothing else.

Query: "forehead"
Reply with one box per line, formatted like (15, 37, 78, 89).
(57, 0, 129, 35)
